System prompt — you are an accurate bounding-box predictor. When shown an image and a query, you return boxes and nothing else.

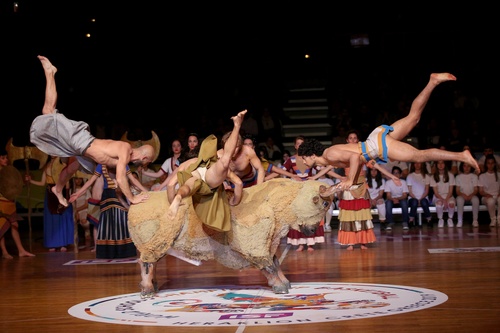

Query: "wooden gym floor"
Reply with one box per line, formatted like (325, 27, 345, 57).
(1, 215, 499, 333)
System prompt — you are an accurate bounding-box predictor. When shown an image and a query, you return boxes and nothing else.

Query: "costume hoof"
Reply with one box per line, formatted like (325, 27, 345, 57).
(139, 282, 156, 299)
(272, 285, 289, 294)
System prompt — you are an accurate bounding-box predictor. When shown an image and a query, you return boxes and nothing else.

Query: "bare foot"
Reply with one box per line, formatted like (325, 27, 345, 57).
(2, 253, 13, 259)
(307, 246, 314, 252)
(51, 186, 68, 207)
(49, 248, 56, 252)
(167, 195, 182, 219)
(231, 109, 247, 128)
(463, 150, 481, 174)
(361, 245, 368, 250)
(37, 55, 57, 75)
(346, 245, 353, 251)
(60, 247, 67, 252)
(430, 73, 456, 86)
(295, 245, 304, 252)
(19, 251, 35, 257)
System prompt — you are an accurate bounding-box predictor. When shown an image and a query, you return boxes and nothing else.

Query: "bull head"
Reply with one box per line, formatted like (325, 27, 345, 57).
(120, 131, 161, 163)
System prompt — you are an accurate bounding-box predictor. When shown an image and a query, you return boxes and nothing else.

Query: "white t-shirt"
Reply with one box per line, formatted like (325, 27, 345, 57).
(160, 157, 179, 175)
(478, 172, 500, 196)
(384, 179, 409, 198)
(406, 172, 430, 199)
(429, 172, 456, 197)
(455, 173, 479, 196)
(367, 178, 385, 199)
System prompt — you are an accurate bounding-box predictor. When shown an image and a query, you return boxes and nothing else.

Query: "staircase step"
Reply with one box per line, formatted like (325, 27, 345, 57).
(282, 123, 332, 138)
(283, 106, 329, 119)
(287, 98, 328, 104)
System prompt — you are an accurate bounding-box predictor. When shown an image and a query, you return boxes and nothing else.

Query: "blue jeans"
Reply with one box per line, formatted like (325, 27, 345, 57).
(409, 197, 432, 222)
(385, 198, 409, 224)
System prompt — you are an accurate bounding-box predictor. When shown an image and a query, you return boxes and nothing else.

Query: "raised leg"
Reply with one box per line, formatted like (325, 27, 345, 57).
(390, 73, 456, 141)
(38, 55, 58, 115)
(386, 141, 480, 173)
(205, 110, 247, 188)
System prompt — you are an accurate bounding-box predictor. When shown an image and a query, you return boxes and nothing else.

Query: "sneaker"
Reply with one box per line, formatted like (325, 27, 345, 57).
(472, 221, 479, 227)
(447, 219, 454, 227)
(385, 224, 393, 231)
(438, 219, 444, 228)
(324, 225, 332, 232)
(456, 221, 463, 228)
(402, 222, 409, 230)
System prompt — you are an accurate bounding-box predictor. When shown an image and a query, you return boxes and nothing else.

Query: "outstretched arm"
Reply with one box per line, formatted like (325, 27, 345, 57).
(69, 174, 98, 203)
(309, 165, 333, 180)
(139, 165, 165, 179)
(269, 165, 304, 181)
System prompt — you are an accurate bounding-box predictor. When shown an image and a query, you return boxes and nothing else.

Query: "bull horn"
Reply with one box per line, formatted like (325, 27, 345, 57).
(121, 131, 161, 163)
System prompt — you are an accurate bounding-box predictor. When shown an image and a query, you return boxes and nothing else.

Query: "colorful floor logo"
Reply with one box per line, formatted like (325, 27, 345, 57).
(68, 282, 447, 327)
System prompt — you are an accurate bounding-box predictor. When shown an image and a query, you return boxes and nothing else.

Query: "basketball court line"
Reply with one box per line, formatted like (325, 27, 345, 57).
(63, 258, 138, 265)
(428, 246, 500, 254)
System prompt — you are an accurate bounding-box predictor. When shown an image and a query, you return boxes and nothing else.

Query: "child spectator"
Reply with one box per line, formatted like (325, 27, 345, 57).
(384, 166, 410, 231)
